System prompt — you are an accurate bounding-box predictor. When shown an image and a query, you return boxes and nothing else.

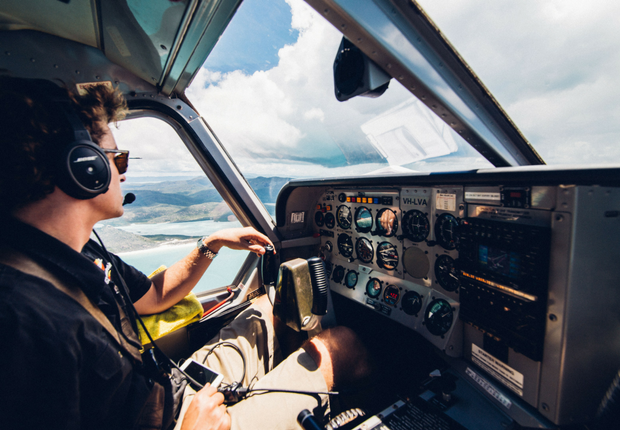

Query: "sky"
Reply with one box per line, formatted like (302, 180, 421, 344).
(415, 0, 620, 165)
(113, 0, 620, 179)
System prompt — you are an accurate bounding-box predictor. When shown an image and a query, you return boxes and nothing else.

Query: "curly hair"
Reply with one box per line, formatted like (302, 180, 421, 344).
(0, 78, 127, 215)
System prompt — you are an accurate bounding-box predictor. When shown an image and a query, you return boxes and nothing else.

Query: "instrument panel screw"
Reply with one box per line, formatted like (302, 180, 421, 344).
(549, 314, 557, 322)
(542, 403, 549, 411)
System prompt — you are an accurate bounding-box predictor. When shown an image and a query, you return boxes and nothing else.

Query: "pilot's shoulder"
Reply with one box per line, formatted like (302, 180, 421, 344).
(0, 263, 88, 336)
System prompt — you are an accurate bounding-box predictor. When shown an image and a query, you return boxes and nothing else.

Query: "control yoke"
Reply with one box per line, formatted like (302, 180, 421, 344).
(268, 255, 328, 332)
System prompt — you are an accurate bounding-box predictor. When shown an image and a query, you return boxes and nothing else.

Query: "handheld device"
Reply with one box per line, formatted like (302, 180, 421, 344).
(180, 359, 224, 390)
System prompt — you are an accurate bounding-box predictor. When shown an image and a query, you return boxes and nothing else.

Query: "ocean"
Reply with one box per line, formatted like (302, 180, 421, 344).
(115, 220, 250, 294)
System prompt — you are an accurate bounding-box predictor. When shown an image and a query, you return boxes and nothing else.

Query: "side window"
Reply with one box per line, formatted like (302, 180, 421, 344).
(100, 117, 248, 294)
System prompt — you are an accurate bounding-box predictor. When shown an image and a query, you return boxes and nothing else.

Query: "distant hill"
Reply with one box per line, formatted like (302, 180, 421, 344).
(109, 176, 290, 225)
(92, 225, 156, 253)
(100, 175, 290, 250)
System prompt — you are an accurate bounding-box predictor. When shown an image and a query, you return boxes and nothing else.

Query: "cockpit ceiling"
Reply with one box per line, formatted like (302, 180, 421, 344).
(0, 0, 241, 96)
(0, 0, 98, 48)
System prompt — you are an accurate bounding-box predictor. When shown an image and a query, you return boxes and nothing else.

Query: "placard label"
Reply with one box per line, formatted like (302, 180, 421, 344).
(465, 191, 501, 201)
(466, 367, 513, 409)
(436, 193, 456, 211)
(472, 344, 524, 396)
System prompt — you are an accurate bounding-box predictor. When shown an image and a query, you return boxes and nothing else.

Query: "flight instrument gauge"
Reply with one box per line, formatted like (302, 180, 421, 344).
(435, 255, 460, 292)
(377, 242, 399, 270)
(435, 213, 459, 250)
(332, 265, 345, 284)
(337, 234, 353, 258)
(315, 211, 324, 227)
(424, 299, 454, 336)
(355, 237, 374, 264)
(375, 209, 398, 237)
(324, 212, 335, 229)
(354, 206, 373, 233)
(336, 205, 352, 229)
(402, 210, 430, 242)
(402, 291, 423, 316)
(383, 284, 400, 306)
(344, 270, 359, 289)
(366, 278, 383, 298)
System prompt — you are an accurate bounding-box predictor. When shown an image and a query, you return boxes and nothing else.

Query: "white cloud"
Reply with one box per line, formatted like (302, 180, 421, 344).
(110, 118, 203, 177)
(417, 0, 620, 164)
(186, 0, 341, 164)
(303, 107, 325, 122)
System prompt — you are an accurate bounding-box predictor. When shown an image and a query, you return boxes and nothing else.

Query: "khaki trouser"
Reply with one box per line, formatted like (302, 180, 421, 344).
(175, 299, 329, 430)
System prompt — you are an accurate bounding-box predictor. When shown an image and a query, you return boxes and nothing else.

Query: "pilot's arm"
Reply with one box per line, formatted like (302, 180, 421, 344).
(133, 227, 274, 315)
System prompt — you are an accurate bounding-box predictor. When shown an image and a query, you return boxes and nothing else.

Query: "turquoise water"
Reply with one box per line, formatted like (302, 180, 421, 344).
(116, 220, 250, 294)
(117, 219, 243, 236)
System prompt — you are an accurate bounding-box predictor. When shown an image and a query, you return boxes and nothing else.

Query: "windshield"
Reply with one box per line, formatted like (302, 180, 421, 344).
(186, 0, 492, 180)
(416, 0, 620, 166)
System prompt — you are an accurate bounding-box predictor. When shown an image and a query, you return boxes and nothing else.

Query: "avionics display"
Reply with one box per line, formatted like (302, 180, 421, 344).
(478, 245, 521, 279)
(459, 218, 551, 361)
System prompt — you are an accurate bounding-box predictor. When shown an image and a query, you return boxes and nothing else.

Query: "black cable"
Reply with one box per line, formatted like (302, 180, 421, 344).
(201, 340, 246, 385)
(246, 388, 338, 397)
(92, 230, 195, 382)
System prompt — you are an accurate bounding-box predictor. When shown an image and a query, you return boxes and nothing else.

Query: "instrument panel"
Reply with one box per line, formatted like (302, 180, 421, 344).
(315, 187, 465, 355)
(279, 172, 620, 427)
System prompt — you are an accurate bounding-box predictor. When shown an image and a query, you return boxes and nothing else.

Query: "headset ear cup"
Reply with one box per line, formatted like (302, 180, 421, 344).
(56, 141, 111, 200)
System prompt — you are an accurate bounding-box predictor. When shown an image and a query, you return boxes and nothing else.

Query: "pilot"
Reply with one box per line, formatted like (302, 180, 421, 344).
(0, 77, 369, 430)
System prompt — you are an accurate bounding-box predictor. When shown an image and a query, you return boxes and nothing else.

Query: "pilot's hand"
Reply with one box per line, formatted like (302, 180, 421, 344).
(379, 210, 396, 235)
(180, 383, 231, 430)
(203, 227, 275, 256)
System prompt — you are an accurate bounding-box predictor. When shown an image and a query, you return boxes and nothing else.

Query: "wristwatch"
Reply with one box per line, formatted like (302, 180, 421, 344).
(197, 236, 218, 259)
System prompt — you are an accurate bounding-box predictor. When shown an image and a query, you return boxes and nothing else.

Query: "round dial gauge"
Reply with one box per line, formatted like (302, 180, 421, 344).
(435, 255, 460, 292)
(376, 242, 399, 270)
(345, 270, 358, 289)
(337, 234, 353, 258)
(402, 291, 423, 316)
(336, 205, 352, 229)
(314, 211, 324, 227)
(383, 284, 400, 306)
(435, 213, 459, 250)
(366, 278, 383, 298)
(354, 206, 373, 233)
(424, 299, 454, 336)
(375, 209, 398, 237)
(324, 212, 335, 229)
(402, 210, 430, 242)
(332, 265, 345, 284)
(355, 237, 374, 264)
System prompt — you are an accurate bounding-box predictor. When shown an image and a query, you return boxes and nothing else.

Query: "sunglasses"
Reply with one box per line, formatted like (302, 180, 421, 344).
(103, 149, 130, 174)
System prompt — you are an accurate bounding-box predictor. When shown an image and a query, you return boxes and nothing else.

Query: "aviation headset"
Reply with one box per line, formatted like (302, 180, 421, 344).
(53, 97, 112, 200)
